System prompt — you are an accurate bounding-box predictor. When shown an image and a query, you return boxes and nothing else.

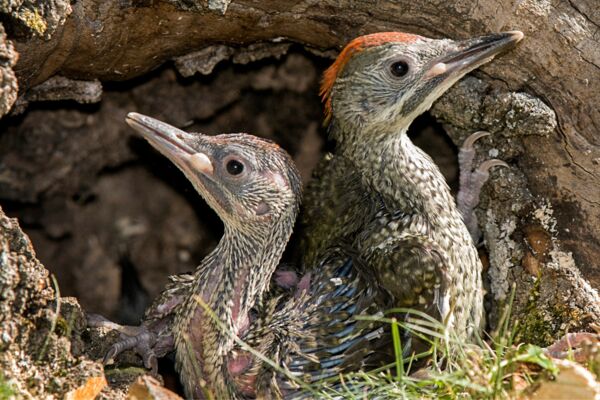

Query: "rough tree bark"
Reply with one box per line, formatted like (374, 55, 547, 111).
(0, 0, 599, 396)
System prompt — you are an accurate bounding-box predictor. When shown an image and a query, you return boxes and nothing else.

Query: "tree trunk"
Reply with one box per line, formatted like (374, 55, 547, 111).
(0, 0, 599, 394)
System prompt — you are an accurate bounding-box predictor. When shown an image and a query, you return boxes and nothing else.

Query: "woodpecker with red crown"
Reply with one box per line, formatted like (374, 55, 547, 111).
(300, 30, 523, 344)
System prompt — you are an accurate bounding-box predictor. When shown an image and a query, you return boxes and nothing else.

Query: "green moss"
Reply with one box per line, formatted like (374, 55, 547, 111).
(104, 366, 149, 377)
(515, 309, 555, 347)
(514, 277, 555, 346)
(54, 316, 69, 337)
(0, 373, 16, 399)
(514, 275, 586, 347)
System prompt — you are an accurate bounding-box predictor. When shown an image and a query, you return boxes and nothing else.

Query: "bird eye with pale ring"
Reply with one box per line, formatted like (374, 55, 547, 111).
(389, 61, 409, 77)
(226, 159, 245, 176)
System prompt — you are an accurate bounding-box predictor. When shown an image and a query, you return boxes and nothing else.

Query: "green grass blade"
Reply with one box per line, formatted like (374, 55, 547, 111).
(391, 318, 405, 379)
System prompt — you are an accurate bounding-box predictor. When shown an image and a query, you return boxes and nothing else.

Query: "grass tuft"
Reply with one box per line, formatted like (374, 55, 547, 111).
(189, 289, 585, 399)
(311, 289, 561, 399)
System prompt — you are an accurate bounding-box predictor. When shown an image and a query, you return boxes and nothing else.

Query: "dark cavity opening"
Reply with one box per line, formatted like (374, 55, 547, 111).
(1, 47, 459, 326)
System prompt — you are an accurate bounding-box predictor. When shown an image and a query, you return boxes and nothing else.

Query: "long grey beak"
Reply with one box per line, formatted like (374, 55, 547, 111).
(125, 112, 213, 175)
(427, 31, 524, 78)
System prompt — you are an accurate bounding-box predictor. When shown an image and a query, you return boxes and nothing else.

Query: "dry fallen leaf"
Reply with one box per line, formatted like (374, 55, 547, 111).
(127, 375, 183, 400)
(64, 376, 107, 400)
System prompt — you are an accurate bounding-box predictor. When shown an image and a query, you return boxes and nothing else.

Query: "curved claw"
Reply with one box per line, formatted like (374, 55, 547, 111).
(462, 131, 490, 150)
(478, 159, 509, 173)
(89, 313, 160, 375)
(103, 334, 143, 364)
(469, 160, 507, 196)
(457, 131, 507, 242)
(142, 350, 159, 375)
(103, 329, 160, 375)
(104, 345, 120, 365)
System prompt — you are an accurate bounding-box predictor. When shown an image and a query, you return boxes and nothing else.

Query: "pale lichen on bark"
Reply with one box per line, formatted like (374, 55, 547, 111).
(431, 76, 600, 337)
(0, 206, 117, 398)
(0, 24, 18, 117)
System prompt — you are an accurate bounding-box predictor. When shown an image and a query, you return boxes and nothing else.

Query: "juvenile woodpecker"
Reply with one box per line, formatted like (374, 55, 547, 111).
(300, 30, 523, 342)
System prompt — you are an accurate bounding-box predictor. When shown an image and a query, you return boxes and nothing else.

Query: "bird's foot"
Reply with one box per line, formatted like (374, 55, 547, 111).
(456, 131, 508, 242)
(544, 332, 600, 363)
(87, 313, 160, 375)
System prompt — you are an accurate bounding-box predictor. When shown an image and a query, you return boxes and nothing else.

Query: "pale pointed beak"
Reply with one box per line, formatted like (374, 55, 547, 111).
(125, 112, 214, 175)
(427, 31, 524, 78)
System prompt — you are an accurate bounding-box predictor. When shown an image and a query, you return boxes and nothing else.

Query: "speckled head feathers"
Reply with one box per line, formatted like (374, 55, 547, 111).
(320, 32, 421, 122)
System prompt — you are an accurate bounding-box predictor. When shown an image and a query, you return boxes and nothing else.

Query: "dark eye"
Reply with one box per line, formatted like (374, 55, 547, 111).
(226, 159, 244, 175)
(390, 61, 409, 77)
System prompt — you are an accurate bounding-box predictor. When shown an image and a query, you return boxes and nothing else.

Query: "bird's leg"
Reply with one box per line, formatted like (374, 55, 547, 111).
(544, 332, 600, 363)
(456, 131, 508, 242)
(87, 273, 192, 374)
(87, 313, 164, 375)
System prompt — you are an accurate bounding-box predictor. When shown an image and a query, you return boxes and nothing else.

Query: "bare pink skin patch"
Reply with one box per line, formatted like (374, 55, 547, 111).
(296, 272, 312, 298)
(274, 269, 299, 289)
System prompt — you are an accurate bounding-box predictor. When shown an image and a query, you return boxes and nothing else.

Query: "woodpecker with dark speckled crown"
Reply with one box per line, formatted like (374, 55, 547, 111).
(107, 113, 303, 398)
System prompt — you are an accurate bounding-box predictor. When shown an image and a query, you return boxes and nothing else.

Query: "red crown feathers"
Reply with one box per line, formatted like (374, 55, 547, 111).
(320, 32, 421, 123)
